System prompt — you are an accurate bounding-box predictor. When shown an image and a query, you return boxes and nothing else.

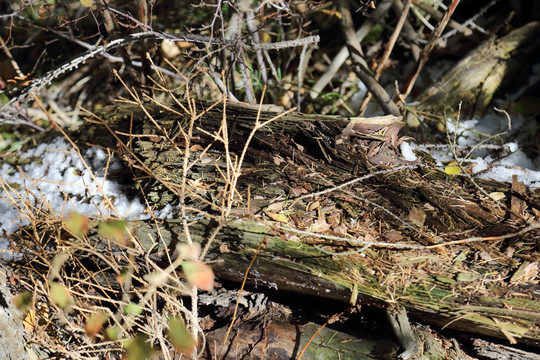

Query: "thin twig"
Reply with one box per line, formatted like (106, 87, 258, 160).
(358, 0, 411, 115)
(426, 222, 540, 249)
(1, 30, 319, 107)
(218, 236, 267, 360)
(297, 306, 351, 360)
(400, 0, 461, 99)
(310, 0, 393, 99)
(288, 165, 410, 205)
(336, 0, 401, 116)
(280, 226, 424, 250)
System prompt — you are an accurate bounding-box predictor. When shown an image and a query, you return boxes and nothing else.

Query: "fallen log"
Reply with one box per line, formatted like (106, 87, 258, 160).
(410, 21, 540, 125)
(7, 98, 540, 351)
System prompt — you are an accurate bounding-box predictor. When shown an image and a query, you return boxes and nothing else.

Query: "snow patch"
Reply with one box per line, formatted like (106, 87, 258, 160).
(0, 137, 175, 250)
(400, 141, 418, 161)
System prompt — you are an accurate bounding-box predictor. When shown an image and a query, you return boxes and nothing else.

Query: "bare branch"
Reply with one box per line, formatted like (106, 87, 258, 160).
(400, 0, 461, 99)
(1, 30, 319, 111)
(336, 0, 401, 116)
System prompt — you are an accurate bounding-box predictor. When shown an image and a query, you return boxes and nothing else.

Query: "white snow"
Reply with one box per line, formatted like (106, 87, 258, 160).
(400, 141, 418, 161)
(404, 109, 540, 188)
(2, 105, 539, 253)
(0, 137, 175, 250)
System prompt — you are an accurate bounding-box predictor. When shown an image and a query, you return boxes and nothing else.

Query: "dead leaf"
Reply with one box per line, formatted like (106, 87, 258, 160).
(176, 243, 201, 261)
(272, 155, 285, 165)
(327, 213, 340, 227)
(308, 219, 331, 233)
(511, 175, 527, 220)
(488, 192, 506, 201)
(383, 230, 403, 241)
(265, 211, 288, 223)
(306, 200, 320, 212)
(291, 139, 304, 151)
(364, 233, 376, 242)
(290, 186, 308, 197)
(219, 243, 230, 253)
(424, 203, 436, 211)
(509, 262, 538, 285)
(199, 155, 214, 165)
(161, 40, 181, 59)
(85, 312, 107, 337)
(408, 206, 426, 227)
(182, 261, 215, 291)
(341, 115, 403, 139)
(266, 201, 285, 211)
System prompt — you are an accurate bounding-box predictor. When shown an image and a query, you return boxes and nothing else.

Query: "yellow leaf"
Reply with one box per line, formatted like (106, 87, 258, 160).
(265, 211, 288, 223)
(23, 310, 38, 333)
(444, 162, 461, 175)
(321, 9, 342, 19)
(23, 302, 49, 332)
(80, 0, 92, 7)
(488, 192, 505, 201)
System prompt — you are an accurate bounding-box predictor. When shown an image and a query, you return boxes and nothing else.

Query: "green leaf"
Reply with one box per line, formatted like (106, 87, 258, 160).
(98, 220, 127, 244)
(13, 291, 33, 312)
(435, 275, 456, 284)
(49, 282, 72, 308)
(456, 273, 478, 282)
(167, 316, 196, 353)
(123, 333, 153, 360)
(65, 212, 89, 237)
(106, 326, 121, 340)
(80, 0, 92, 7)
(125, 302, 143, 315)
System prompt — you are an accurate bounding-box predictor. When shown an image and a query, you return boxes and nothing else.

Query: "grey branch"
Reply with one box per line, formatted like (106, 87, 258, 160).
(1, 30, 320, 110)
(247, 35, 320, 50)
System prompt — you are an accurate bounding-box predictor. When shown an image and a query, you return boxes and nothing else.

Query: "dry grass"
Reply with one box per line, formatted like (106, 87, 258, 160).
(0, 64, 290, 359)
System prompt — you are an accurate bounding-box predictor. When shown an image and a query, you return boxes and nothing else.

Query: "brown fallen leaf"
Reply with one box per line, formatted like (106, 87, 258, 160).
(382, 230, 403, 241)
(408, 206, 426, 227)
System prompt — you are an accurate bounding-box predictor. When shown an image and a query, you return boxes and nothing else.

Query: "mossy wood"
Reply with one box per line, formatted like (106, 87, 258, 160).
(412, 21, 540, 121)
(12, 99, 540, 348)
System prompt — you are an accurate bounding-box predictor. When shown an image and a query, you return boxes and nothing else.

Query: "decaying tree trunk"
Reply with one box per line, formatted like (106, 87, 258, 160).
(412, 21, 540, 121)
(8, 98, 540, 353)
(86, 99, 539, 344)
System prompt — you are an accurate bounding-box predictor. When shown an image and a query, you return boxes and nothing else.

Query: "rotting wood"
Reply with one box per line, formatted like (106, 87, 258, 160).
(410, 21, 540, 123)
(7, 98, 540, 349)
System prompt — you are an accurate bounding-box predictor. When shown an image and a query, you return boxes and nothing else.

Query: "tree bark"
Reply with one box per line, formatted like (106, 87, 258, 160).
(412, 22, 540, 120)
(9, 98, 540, 348)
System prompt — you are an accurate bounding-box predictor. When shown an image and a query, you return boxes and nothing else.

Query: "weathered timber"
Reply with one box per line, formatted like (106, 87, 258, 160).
(411, 21, 540, 122)
(9, 98, 540, 349)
